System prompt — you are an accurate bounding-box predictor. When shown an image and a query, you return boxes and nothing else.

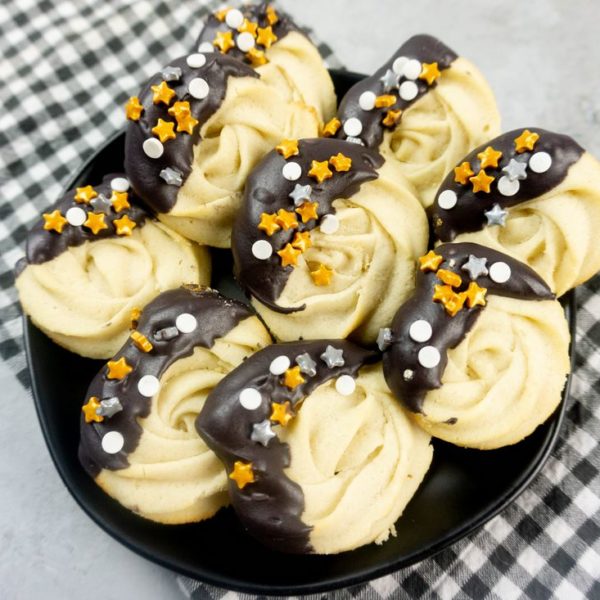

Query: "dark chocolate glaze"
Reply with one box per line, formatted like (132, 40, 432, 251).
(382, 243, 554, 413)
(232, 138, 384, 312)
(336, 35, 458, 148)
(16, 174, 149, 270)
(432, 129, 585, 241)
(78, 287, 255, 479)
(124, 53, 256, 214)
(196, 339, 378, 554)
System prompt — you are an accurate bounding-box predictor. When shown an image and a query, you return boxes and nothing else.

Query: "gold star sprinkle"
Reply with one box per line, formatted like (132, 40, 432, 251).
(168, 101, 198, 134)
(433, 284, 467, 317)
(106, 357, 133, 380)
(308, 160, 333, 183)
(382, 109, 402, 127)
(214, 7, 229, 21)
(256, 26, 278, 48)
(125, 96, 144, 121)
(469, 169, 495, 193)
(213, 30, 235, 53)
(465, 281, 487, 308)
(329, 153, 352, 172)
(514, 129, 540, 153)
(110, 191, 130, 213)
(258, 212, 280, 236)
(270, 401, 293, 426)
(229, 461, 255, 489)
(374, 94, 397, 108)
(130, 307, 141, 329)
(283, 367, 305, 390)
(131, 331, 153, 352)
(277, 243, 302, 267)
(419, 250, 444, 272)
(83, 212, 108, 235)
(295, 201, 319, 223)
(246, 47, 268, 66)
(266, 5, 278, 25)
(114, 214, 137, 236)
(82, 397, 103, 423)
(322, 118, 341, 137)
(437, 269, 462, 288)
(291, 231, 312, 252)
(42, 210, 68, 233)
(310, 263, 333, 286)
(150, 81, 176, 106)
(276, 139, 299, 159)
(275, 209, 298, 231)
(454, 161, 474, 185)
(477, 146, 503, 169)
(74, 185, 97, 204)
(151, 118, 176, 143)
(238, 19, 258, 36)
(419, 62, 441, 85)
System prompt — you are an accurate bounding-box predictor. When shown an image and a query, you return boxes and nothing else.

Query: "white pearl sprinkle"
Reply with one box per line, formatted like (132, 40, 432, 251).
(438, 189, 458, 210)
(343, 117, 363, 137)
(110, 177, 130, 192)
(402, 59, 422, 80)
(359, 91, 376, 111)
(175, 313, 197, 333)
(188, 77, 209, 99)
(186, 53, 207, 68)
(320, 214, 340, 235)
(65, 206, 86, 227)
(138, 375, 160, 398)
(252, 240, 273, 260)
(239, 388, 262, 410)
(197, 42, 214, 53)
(489, 261, 512, 283)
(237, 31, 255, 52)
(335, 374, 356, 396)
(392, 56, 409, 75)
(101, 431, 124, 454)
(399, 80, 419, 101)
(269, 355, 291, 375)
(418, 346, 441, 369)
(497, 175, 520, 197)
(142, 138, 164, 159)
(409, 319, 433, 343)
(529, 151, 552, 174)
(225, 8, 244, 29)
(282, 162, 302, 181)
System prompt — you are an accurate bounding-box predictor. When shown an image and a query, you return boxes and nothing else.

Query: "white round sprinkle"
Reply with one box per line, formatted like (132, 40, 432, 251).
(489, 261, 512, 283)
(237, 31, 255, 52)
(399, 80, 419, 101)
(188, 77, 209, 100)
(252, 240, 273, 260)
(138, 375, 160, 398)
(320, 214, 340, 235)
(269, 355, 291, 375)
(358, 91, 376, 111)
(142, 138, 164, 159)
(282, 162, 302, 181)
(239, 388, 262, 410)
(65, 206, 86, 227)
(175, 313, 197, 333)
(343, 117, 363, 137)
(403, 59, 422, 80)
(186, 53, 207, 68)
(335, 375, 356, 396)
(497, 175, 520, 197)
(101, 431, 124, 454)
(529, 151, 552, 174)
(225, 8, 244, 28)
(110, 177, 130, 192)
(418, 346, 441, 369)
(392, 56, 409, 75)
(409, 320, 433, 343)
(438, 189, 458, 210)
(198, 42, 214, 53)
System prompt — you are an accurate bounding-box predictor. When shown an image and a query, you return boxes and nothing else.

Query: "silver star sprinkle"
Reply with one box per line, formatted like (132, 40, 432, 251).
(96, 397, 123, 418)
(160, 167, 183, 187)
(345, 136, 364, 146)
(320, 345, 345, 368)
(162, 66, 182, 82)
(403, 369, 414, 381)
(154, 326, 180, 341)
(90, 193, 112, 214)
(288, 184, 312, 206)
(251, 419, 276, 447)
(377, 327, 393, 351)
(380, 68, 399, 91)
(484, 203, 508, 227)
(295, 352, 317, 376)
(462, 255, 489, 280)
(502, 158, 528, 182)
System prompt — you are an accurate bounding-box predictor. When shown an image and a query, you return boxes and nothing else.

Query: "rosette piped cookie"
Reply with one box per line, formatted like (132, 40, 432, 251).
(15, 175, 208, 359)
(124, 50, 321, 247)
(78, 287, 271, 524)
(431, 129, 600, 297)
(232, 137, 428, 343)
(196, 2, 336, 123)
(334, 35, 500, 208)
(197, 340, 433, 554)
(381, 243, 570, 450)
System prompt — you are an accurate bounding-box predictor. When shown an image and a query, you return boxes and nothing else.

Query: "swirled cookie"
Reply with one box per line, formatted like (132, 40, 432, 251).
(124, 50, 321, 248)
(232, 137, 428, 343)
(334, 35, 500, 208)
(381, 243, 570, 449)
(197, 340, 433, 554)
(431, 128, 600, 297)
(15, 175, 208, 359)
(78, 287, 271, 524)
(195, 2, 336, 123)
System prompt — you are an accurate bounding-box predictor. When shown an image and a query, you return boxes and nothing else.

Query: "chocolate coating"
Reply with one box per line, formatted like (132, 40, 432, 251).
(432, 129, 584, 241)
(336, 35, 458, 148)
(124, 53, 256, 214)
(196, 339, 378, 554)
(382, 243, 554, 413)
(78, 287, 254, 478)
(232, 138, 384, 312)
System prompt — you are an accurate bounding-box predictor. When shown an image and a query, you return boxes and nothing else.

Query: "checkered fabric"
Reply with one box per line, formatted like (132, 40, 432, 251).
(0, 1, 598, 599)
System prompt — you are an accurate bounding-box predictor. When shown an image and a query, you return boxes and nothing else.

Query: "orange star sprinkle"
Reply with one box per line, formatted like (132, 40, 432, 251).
(266, 5, 278, 25)
(310, 263, 333, 286)
(469, 169, 495, 193)
(477, 146, 503, 169)
(275, 209, 298, 231)
(150, 81, 176, 106)
(382, 109, 402, 127)
(514, 129, 540, 153)
(374, 94, 397, 108)
(229, 461, 255, 489)
(283, 367, 305, 390)
(74, 185, 97, 204)
(237, 19, 258, 36)
(256, 26, 278, 48)
(257, 212, 280, 236)
(322, 117, 341, 137)
(291, 231, 312, 252)
(131, 331, 153, 352)
(308, 160, 333, 184)
(437, 269, 462, 288)
(42, 210, 68, 233)
(213, 30, 235, 53)
(295, 201, 319, 223)
(454, 161, 475, 185)
(419, 250, 443, 272)
(246, 47, 268, 66)
(114, 214, 137, 236)
(82, 397, 103, 423)
(277, 243, 302, 267)
(214, 7, 229, 21)
(130, 307, 141, 329)
(110, 191, 130, 213)
(106, 357, 133, 380)
(329, 153, 352, 172)
(152, 118, 176, 143)
(83, 212, 108, 235)
(125, 96, 144, 121)
(465, 281, 487, 308)
(276, 139, 299, 159)
(433, 284, 467, 317)
(419, 62, 441, 85)
(270, 401, 294, 426)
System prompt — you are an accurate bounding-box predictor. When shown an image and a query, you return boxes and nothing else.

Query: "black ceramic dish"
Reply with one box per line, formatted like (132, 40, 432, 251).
(24, 70, 575, 595)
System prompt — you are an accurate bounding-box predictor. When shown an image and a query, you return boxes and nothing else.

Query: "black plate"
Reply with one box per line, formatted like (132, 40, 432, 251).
(24, 70, 575, 595)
